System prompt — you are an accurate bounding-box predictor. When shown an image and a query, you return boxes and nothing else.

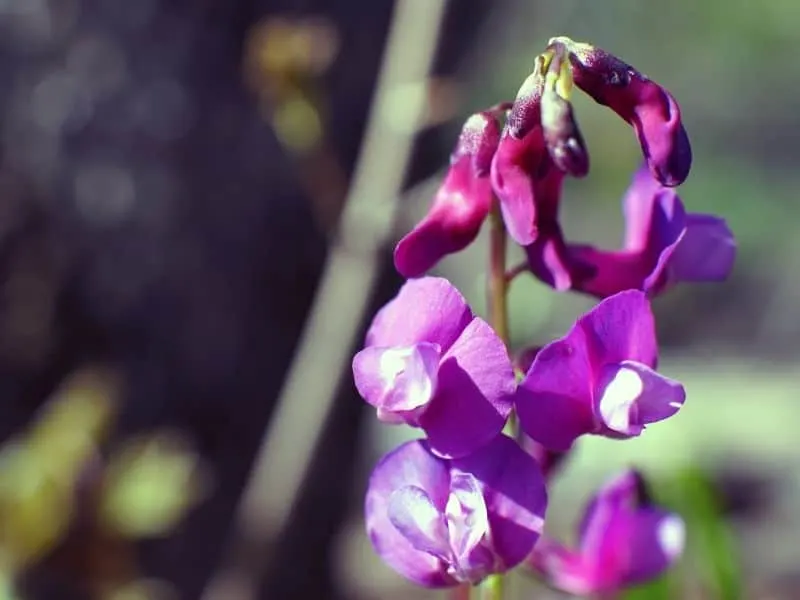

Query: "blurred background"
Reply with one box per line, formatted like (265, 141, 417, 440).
(0, 0, 794, 598)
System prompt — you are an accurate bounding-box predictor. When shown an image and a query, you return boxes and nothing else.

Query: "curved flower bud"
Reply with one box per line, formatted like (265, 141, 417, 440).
(353, 277, 516, 458)
(541, 43, 589, 177)
(515, 290, 685, 451)
(394, 110, 501, 277)
(529, 469, 685, 595)
(490, 56, 549, 246)
(549, 36, 692, 187)
(365, 435, 547, 587)
(524, 164, 736, 298)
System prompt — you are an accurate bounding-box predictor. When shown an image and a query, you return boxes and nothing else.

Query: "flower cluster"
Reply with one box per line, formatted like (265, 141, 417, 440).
(353, 36, 735, 597)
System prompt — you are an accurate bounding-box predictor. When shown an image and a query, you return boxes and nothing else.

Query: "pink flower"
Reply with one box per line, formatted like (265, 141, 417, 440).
(530, 470, 685, 595)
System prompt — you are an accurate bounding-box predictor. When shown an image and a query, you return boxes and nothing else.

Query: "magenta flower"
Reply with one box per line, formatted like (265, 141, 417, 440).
(394, 110, 502, 278)
(529, 469, 685, 595)
(365, 435, 547, 587)
(515, 290, 685, 451)
(490, 61, 554, 247)
(525, 164, 736, 298)
(352, 277, 515, 458)
(551, 36, 692, 187)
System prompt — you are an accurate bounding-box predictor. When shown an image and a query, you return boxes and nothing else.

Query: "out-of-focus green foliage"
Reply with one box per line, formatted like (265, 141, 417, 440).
(0, 368, 208, 599)
(100, 433, 208, 539)
(0, 370, 115, 573)
(636, 467, 743, 600)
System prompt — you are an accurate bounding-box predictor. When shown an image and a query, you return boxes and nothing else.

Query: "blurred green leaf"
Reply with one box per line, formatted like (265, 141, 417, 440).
(622, 575, 675, 600)
(651, 467, 742, 600)
(100, 433, 208, 539)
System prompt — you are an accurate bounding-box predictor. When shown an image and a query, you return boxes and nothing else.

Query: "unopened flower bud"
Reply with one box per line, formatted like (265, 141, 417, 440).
(549, 36, 692, 186)
(541, 44, 589, 177)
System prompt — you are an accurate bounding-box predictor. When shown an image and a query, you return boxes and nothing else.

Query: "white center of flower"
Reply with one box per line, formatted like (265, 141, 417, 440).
(597, 366, 643, 433)
(377, 345, 438, 412)
(657, 514, 686, 560)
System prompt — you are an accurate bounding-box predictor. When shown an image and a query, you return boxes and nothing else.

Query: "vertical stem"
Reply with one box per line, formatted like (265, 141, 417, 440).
(488, 202, 509, 346)
(486, 201, 510, 599)
(489, 200, 519, 443)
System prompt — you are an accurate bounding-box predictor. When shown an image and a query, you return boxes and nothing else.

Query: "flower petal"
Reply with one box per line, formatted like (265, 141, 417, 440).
(352, 343, 441, 422)
(627, 360, 685, 424)
(446, 472, 495, 582)
(491, 129, 546, 246)
(366, 277, 472, 351)
(578, 289, 658, 368)
(595, 361, 685, 437)
(578, 470, 643, 544)
(394, 110, 500, 278)
(559, 38, 692, 186)
(452, 434, 548, 571)
(624, 511, 685, 585)
(621, 165, 670, 251)
(516, 333, 595, 451)
(365, 440, 455, 587)
(394, 163, 493, 278)
(538, 470, 682, 595)
(388, 485, 451, 561)
(565, 247, 653, 298)
(418, 317, 515, 458)
(668, 214, 736, 283)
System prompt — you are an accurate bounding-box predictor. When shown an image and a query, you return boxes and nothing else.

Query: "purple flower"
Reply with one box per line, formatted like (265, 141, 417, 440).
(490, 59, 554, 247)
(525, 164, 736, 298)
(529, 469, 685, 595)
(540, 44, 589, 178)
(394, 110, 502, 278)
(515, 290, 685, 451)
(548, 37, 691, 187)
(365, 435, 547, 587)
(352, 277, 515, 458)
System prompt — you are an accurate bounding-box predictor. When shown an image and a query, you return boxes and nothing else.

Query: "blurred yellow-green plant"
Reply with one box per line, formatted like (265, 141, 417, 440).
(0, 368, 209, 599)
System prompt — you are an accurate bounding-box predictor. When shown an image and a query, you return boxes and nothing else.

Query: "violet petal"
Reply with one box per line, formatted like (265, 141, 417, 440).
(352, 343, 441, 418)
(491, 130, 546, 246)
(452, 434, 548, 571)
(621, 165, 669, 251)
(388, 485, 452, 561)
(529, 539, 595, 596)
(365, 440, 455, 587)
(419, 317, 515, 458)
(446, 472, 494, 581)
(669, 214, 736, 283)
(516, 334, 595, 451)
(578, 289, 658, 369)
(366, 277, 472, 351)
(624, 510, 686, 585)
(394, 158, 492, 278)
(578, 470, 642, 543)
(594, 361, 685, 437)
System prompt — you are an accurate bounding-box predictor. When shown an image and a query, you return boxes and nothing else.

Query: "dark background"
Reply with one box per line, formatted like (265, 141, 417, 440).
(0, 1, 796, 599)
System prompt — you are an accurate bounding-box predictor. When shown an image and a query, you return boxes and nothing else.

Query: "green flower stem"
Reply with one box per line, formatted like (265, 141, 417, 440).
(487, 200, 511, 599)
(488, 201, 510, 346)
(490, 200, 521, 445)
(479, 574, 505, 600)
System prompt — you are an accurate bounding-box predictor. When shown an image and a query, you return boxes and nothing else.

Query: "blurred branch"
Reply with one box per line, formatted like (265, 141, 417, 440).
(202, 1, 449, 598)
